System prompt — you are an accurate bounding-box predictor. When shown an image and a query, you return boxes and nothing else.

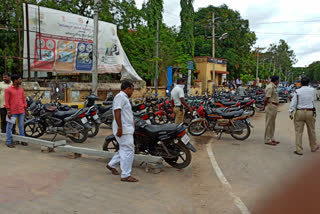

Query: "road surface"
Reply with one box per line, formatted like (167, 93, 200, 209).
(0, 102, 319, 213)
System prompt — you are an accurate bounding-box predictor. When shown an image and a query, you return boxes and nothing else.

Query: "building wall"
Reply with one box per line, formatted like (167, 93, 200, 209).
(195, 57, 227, 94)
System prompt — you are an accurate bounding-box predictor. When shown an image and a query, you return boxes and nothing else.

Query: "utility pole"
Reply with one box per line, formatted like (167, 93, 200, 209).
(256, 47, 260, 83)
(212, 12, 216, 94)
(279, 64, 281, 83)
(268, 59, 272, 79)
(273, 56, 276, 75)
(92, 0, 100, 95)
(154, 20, 160, 96)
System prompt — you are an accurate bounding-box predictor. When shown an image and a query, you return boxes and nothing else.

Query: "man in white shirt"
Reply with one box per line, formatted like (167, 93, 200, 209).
(171, 78, 193, 124)
(106, 81, 138, 182)
(289, 77, 319, 155)
(0, 72, 15, 134)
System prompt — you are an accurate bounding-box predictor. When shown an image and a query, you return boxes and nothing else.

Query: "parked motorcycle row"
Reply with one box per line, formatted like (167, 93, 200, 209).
(24, 87, 266, 169)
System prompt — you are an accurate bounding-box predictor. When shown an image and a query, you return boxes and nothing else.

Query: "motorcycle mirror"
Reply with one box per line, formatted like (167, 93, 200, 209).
(56, 88, 59, 93)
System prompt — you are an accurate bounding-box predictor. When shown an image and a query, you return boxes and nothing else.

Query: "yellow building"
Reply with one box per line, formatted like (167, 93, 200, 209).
(194, 57, 228, 94)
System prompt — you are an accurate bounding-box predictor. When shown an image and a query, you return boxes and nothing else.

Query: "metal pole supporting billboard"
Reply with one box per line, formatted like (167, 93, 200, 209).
(92, 0, 100, 95)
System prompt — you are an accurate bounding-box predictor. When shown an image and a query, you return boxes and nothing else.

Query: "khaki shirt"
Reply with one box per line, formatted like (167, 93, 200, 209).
(0, 81, 12, 108)
(265, 82, 279, 104)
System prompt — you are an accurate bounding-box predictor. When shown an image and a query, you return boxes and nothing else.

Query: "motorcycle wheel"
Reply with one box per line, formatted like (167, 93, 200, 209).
(164, 141, 192, 169)
(69, 129, 88, 143)
(88, 121, 100, 138)
(188, 120, 207, 136)
(103, 137, 119, 152)
(230, 123, 251, 141)
(24, 121, 46, 138)
(154, 114, 168, 125)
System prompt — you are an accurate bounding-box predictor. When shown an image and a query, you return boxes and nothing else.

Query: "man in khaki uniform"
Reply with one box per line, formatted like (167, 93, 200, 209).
(171, 78, 193, 124)
(289, 77, 319, 155)
(263, 76, 280, 146)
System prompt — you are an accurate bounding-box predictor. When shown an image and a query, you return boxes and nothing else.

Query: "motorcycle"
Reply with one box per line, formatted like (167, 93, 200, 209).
(103, 118, 196, 169)
(24, 102, 90, 143)
(188, 104, 253, 140)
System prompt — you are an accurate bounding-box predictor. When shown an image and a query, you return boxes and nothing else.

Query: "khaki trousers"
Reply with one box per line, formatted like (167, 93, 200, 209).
(294, 110, 317, 153)
(264, 104, 278, 143)
(173, 107, 185, 124)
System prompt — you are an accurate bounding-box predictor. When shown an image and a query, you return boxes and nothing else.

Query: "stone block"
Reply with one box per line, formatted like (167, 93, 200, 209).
(41, 146, 55, 153)
(67, 152, 82, 159)
(144, 162, 164, 174)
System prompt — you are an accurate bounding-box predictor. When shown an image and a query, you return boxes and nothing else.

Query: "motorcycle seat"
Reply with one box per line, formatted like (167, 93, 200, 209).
(221, 110, 244, 119)
(144, 124, 180, 134)
(53, 109, 78, 119)
(239, 100, 251, 105)
(99, 105, 112, 113)
(221, 101, 237, 106)
(103, 101, 113, 105)
(226, 107, 241, 112)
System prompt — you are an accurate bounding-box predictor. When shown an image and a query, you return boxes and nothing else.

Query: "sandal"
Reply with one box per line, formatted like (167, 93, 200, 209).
(106, 165, 120, 175)
(272, 141, 280, 144)
(265, 142, 277, 146)
(121, 176, 139, 182)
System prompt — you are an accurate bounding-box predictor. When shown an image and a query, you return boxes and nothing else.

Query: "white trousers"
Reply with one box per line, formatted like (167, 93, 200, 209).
(108, 134, 135, 178)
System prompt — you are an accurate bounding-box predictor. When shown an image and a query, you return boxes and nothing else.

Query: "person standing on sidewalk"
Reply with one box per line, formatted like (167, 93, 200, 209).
(289, 77, 319, 155)
(106, 81, 139, 182)
(0, 72, 16, 134)
(171, 78, 193, 124)
(263, 75, 280, 146)
(4, 74, 28, 148)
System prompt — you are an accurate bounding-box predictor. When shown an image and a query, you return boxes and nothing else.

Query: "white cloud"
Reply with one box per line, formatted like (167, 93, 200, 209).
(134, 0, 320, 67)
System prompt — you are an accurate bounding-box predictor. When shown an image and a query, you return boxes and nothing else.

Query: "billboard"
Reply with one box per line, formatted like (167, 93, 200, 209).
(23, 3, 141, 81)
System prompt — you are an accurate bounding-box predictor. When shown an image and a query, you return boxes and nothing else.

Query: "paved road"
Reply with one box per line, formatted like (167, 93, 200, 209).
(1, 102, 319, 214)
(209, 101, 320, 213)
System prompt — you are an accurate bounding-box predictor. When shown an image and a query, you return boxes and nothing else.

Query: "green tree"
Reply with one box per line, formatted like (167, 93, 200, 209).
(142, 0, 163, 29)
(179, 0, 195, 57)
(194, 4, 257, 79)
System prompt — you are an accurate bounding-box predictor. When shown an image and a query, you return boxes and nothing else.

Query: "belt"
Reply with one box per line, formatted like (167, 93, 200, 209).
(297, 108, 313, 111)
(174, 105, 182, 107)
(271, 102, 279, 106)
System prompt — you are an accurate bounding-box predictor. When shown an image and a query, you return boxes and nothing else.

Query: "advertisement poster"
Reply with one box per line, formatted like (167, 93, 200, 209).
(23, 3, 141, 80)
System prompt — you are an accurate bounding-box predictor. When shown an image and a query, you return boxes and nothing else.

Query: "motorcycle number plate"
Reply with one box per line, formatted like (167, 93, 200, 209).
(253, 103, 256, 107)
(93, 115, 99, 120)
(81, 117, 88, 124)
(181, 134, 190, 145)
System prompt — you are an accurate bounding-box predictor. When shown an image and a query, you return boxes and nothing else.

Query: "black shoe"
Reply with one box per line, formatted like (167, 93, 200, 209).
(294, 151, 303, 156)
(6, 144, 15, 148)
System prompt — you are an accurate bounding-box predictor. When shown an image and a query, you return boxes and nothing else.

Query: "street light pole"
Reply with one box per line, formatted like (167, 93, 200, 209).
(92, 0, 100, 95)
(155, 20, 159, 96)
(256, 47, 260, 83)
(255, 47, 265, 85)
(212, 12, 216, 95)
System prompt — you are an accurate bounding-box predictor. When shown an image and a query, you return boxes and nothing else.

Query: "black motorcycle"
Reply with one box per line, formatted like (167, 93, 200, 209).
(24, 102, 90, 143)
(103, 119, 196, 169)
(85, 94, 113, 127)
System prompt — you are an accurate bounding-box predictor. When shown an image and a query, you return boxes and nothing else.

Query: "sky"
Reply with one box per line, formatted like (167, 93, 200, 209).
(134, 0, 320, 67)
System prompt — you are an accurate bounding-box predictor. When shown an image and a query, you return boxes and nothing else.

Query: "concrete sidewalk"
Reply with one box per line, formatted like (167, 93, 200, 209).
(0, 126, 195, 214)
